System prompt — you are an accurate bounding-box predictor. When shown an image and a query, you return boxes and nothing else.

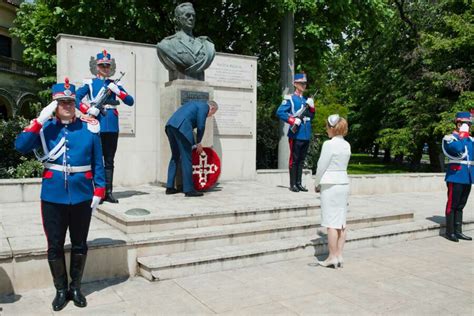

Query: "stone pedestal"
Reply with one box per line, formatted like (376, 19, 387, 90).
(158, 79, 214, 184)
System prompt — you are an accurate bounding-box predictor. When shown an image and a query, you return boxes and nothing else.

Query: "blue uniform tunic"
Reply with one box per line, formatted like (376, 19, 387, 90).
(443, 133, 474, 184)
(75, 77, 134, 133)
(276, 94, 315, 140)
(15, 118, 106, 204)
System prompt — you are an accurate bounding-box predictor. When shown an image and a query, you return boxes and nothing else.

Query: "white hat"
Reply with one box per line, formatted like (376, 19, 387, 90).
(328, 114, 341, 127)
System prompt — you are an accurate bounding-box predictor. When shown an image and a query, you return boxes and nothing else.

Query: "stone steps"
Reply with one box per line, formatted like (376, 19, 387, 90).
(137, 211, 417, 280)
(96, 200, 321, 234)
(130, 210, 413, 258)
(138, 220, 474, 281)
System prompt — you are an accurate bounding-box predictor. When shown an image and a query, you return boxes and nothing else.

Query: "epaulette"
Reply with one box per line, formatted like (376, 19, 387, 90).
(443, 134, 457, 143)
(198, 35, 213, 43)
(164, 34, 177, 40)
(283, 94, 292, 100)
(80, 115, 100, 133)
(83, 78, 93, 84)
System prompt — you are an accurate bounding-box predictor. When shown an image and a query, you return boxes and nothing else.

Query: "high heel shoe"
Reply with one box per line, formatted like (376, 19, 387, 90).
(318, 258, 339, 269)
(337, 256, 344, 268)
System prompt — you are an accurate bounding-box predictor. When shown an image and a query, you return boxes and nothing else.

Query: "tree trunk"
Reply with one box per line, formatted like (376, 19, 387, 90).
(383, 148, 391, 163)
(277, 11, 294, 169)
(372, 144, 380, 158)
(394, 154, 404, 164)
(427, 139, 443, 172)
(410, 141, 424, 171)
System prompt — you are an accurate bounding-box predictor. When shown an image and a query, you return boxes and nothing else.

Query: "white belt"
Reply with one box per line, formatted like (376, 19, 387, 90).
(448, 160, 474, 165)
(103, 105, 117, 109)
(43, 163, 92, 173)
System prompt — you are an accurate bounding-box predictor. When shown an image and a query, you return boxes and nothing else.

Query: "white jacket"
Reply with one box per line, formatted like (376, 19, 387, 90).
(314, 136, 351, 186)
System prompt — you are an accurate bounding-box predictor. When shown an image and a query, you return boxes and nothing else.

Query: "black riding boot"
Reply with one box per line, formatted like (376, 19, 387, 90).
(445, 211, 459, 242)
(69, 253, 88, 307)
(289, 167, 299, 192)
(103, 168, 118, 203)
(295, 164, 308, 192)
(48, 257, 69, 311)
(455, 210, 472, 241)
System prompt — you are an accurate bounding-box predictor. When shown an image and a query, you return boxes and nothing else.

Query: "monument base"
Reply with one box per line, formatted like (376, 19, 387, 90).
(158, 79, 215, 184)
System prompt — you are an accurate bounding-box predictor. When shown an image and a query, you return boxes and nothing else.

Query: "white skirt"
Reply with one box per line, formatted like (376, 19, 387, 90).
(320, 183, 349, 229)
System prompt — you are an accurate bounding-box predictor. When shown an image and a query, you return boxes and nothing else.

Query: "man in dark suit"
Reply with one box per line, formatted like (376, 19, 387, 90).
(165, 100, 218, 197)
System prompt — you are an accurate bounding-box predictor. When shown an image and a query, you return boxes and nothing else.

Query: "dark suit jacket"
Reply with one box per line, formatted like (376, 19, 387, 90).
(166, 100, 209, 145)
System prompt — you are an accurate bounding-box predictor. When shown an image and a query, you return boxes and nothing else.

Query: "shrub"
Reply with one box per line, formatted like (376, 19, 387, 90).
(0, 117, 43, 179)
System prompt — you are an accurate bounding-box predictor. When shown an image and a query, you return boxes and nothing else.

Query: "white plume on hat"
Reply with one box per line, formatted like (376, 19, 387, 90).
(328, 114, 341, 127)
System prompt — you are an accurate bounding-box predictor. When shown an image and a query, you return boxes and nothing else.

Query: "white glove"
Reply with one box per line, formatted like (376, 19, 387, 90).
(87, 107, 100, 117)
(37, 100, 58, 124)
(294, 118, 302, 126)
(107, 82, 121, 95)
(306, 98, 315, 108)
(459, 123, 471, 138)
(460, 123, 470, 133)
(90, 196, 101, 213)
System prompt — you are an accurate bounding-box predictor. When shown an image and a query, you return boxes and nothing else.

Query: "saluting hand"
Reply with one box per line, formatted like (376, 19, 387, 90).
(37, 100, 58, 124)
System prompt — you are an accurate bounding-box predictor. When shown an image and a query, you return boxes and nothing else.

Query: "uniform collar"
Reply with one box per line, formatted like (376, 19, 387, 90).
(54, 116, 77, 125)
(294, 90, 303, 97)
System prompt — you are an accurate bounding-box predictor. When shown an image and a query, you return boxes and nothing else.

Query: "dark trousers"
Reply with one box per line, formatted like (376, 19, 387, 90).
(100, 132, 119, 171)
(445, 182, 472, 233)
(446, 182, 471, 215)
(289, 139, 309, 186)
(289, 139, 309, 170)
(41, 200, 92, 260)
(165, 126, 194, 193)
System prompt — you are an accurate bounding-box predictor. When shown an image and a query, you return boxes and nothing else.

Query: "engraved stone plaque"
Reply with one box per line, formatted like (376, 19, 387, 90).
(181, 90, 209, 104)
(213, 89, 254, 136)
(205, 54, 255, 90)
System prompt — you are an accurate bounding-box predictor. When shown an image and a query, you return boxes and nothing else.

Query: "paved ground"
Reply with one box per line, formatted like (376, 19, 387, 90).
(2, 183, 473, 257)
(1, 234, 472, 315)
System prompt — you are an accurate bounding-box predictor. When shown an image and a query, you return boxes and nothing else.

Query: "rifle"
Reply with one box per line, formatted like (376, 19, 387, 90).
(290, 90, 317, 133)
(91, 71, 126, 116)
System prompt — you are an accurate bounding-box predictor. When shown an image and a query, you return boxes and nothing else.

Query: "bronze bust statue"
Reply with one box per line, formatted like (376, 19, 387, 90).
(156, 2, 216, 81)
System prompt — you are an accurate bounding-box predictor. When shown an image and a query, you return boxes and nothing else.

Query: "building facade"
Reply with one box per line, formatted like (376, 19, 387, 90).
(0, 0, 41, 120)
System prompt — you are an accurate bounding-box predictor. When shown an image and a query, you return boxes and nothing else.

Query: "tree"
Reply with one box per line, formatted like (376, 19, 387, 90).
(329, 0, 473, 171)
(12, 0, 397, 170)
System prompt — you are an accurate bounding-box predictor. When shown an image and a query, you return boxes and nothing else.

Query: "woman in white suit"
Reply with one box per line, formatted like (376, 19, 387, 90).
(314, 114, 351, 268)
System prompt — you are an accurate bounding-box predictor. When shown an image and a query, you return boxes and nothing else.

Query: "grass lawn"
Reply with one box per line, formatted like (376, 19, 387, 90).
(348, 153, 435, 174)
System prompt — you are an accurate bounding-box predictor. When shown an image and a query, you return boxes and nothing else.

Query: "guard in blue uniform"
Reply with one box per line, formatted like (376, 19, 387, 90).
(442, 111, 473, 242)
(276, 73, 315, 192)
(165, 100, 218, 197)
(76, 49, 134, 203)
(15, 79, 105, 311)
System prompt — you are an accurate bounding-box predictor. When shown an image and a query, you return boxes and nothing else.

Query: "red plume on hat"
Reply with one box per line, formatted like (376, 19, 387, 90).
(64, 77, 70, 89)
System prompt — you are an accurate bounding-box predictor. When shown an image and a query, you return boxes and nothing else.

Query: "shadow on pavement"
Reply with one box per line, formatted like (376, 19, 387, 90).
(82, 276, 129, 297)
(114, 190, 149, 200)
(0, 267, 22, 303)
(426, 215, 445, 236)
